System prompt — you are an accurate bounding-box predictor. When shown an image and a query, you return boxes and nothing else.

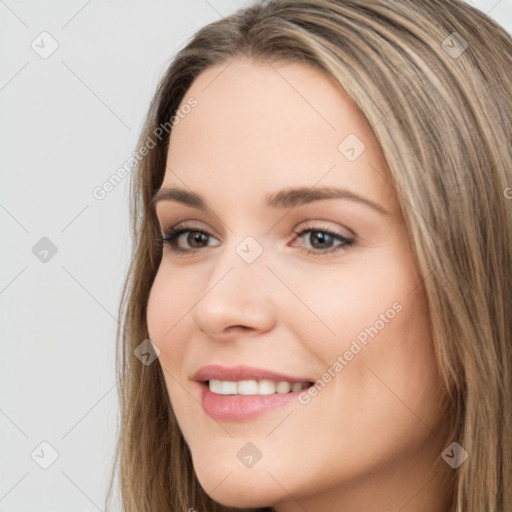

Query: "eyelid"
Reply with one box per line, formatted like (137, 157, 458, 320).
(159, 219, 219, 238)
(158, 220, 352, 240)
(159, 220, 355, 257)
(291, 224, 354, 256)
(295, 220, 355, 239)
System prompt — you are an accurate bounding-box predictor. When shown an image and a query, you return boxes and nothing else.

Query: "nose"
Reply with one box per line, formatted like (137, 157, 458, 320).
(190, 252, 277, 342)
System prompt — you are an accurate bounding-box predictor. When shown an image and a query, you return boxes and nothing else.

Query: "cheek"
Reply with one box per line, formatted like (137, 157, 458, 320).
(146, 270, 201, 435)
(288, 249, 442, 417)
(146, 266, 192, 342)
(318, 270, 443, 442)
(146, 270, 196, 391)
(365, 287, 442, 405)
(273, 252, 420, 361)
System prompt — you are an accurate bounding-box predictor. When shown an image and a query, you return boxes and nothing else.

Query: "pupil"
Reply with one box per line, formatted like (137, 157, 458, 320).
(189, 232, 207, 247)
(311, 231, 332, 249)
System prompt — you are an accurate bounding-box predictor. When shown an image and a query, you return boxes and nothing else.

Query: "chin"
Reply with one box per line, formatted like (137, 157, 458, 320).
(192, 456, 289, 509)
(197, 469, 274, 508)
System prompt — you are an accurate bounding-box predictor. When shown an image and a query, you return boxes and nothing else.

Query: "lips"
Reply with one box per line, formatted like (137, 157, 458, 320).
(192, 364, 315, 422)
(193, 364, 313, 383)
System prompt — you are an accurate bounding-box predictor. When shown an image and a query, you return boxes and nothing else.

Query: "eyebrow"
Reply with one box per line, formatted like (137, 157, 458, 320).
(151, 186, 388, 215)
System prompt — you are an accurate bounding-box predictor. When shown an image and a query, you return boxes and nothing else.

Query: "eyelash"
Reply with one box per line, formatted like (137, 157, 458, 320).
(158, 223, 354, 257)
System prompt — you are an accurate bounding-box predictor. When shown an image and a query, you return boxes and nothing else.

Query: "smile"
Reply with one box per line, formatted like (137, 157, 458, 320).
(193, 364, 315, 421)
(208, 379, 311, 395)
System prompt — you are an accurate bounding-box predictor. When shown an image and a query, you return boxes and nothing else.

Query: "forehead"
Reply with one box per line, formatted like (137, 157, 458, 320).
(164, 57, 395, 210)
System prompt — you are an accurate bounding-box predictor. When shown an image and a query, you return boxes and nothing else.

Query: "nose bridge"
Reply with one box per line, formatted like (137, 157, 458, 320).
(190, 233, 276, 337)
(210, 232, 269, 292)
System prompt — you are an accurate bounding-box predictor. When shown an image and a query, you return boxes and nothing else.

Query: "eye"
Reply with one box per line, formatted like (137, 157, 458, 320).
(159, 224, 220, 254)
(158, 222, 354, 257)
(291, 225, 354, 256)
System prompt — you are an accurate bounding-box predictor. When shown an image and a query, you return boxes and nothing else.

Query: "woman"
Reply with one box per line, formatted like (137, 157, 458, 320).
(107, 1, 512, 511)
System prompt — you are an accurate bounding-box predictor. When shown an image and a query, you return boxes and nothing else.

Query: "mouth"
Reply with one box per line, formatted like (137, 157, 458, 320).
(205, 378, 313, 395)
(193, 365, 315, 422)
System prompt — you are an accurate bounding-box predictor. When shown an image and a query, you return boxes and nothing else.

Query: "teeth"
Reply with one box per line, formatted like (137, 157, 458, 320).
(276, 381, 291, 393)
(291, 382, 303, 392)
(220, 381, 237, 394)
(258, 379, 276, 395)
(209, 379, 223, 394)
(208, 379, 310, 395)
(238, 380, 258, 395)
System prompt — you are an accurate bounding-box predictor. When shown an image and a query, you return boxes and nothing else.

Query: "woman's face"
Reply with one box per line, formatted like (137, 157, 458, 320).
(147, 58, 451, 511)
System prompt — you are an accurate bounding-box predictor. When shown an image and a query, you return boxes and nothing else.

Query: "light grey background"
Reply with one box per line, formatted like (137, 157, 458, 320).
(1, 1, 510, 510)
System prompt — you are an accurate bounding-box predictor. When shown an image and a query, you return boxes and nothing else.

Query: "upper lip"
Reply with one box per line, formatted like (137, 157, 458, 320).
(193, 364, 313, 383)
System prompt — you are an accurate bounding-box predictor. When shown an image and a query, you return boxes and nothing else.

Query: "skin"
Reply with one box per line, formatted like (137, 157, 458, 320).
(146, 57, 453, 512)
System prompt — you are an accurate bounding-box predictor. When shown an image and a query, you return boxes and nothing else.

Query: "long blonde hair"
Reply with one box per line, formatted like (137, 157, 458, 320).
(106, 1, 512, 510)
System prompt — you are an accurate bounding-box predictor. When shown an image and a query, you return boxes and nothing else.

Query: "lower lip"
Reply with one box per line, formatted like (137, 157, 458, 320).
(198, 382, 306, 422)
